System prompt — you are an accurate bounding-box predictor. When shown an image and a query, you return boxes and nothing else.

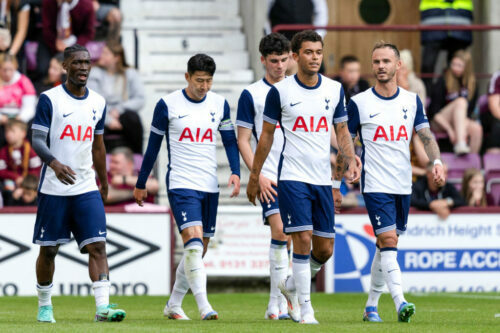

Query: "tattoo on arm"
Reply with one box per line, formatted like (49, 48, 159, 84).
(333, 121, 355, 180)
(417, 127, 441, 162)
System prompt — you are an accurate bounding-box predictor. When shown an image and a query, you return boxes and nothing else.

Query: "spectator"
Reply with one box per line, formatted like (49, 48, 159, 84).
(461, 168, 487, 207)
(93, 0, 121, 41)
(334, 55, 369, 103)
(88, 41, 145, 153)
(427, 50, 482, 155)
(106, 147, 158, 205)
(0, 119, 41, 193)
(3, 173, 38, 206)
(480, 70, 500, 154)
(34, 53, 65, 95)
(0, 0, 30, 66)
(398, 49, 426, 103)
(420, 0, 474, 94)
(411, 162, 465, 220)
(37, 0, 95, 79)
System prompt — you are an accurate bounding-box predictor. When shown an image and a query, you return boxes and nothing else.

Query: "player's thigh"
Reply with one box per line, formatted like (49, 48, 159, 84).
(268, 213, 287, 241)
(363, 193, 397, 236)
(33, 193, 72, 246)
(278, 181, 313, 234)
(311, 185, 335, 239)
(168, 189, 204, 234)
(312, 235, 334, 259)
(201, 191, 219, 238)
(395, 194, 411, 236)
(70, 191, 107, 252)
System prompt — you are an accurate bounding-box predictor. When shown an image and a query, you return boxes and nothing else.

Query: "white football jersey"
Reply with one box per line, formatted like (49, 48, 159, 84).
(32, 84, 106, 196)
(348, 87, 429, 195)
(236, 78, 284, 183)
(151, 89, 233, 193)
(263, 74, 347, 186)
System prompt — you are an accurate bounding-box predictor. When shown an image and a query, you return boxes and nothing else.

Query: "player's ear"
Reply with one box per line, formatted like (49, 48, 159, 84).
(185, 72, 189, 82)
(260, 55, 265, 65)
(292, 51, 299, 63)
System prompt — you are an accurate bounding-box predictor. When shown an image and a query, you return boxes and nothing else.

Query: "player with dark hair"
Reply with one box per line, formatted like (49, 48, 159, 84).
(342, 41, 445, 323)
(31, 44, 125, 323)
(134, 53, 240, 321)
(247, 30, 360, 324)
(237, 32, 291, 320)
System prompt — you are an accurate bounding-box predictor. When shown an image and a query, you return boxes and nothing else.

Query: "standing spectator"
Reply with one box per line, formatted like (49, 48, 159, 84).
(88, 41, 145, 154)
(461, 168, 487, 207)
(93, 0, 121, 41)
(0, 119, 41, 192)
(428, 50, 482, 155)
(480, 70, 500, 154)
(398, 49, 426, 103)
(411, 162, 465, 220)
(333, 55, 369, 103)
(37, 0, 95, 79)
(0, 0, 30, 68)
(34, 53, 65, 95)
(420, 0, 474, 93)
(3, 173, 38, 206)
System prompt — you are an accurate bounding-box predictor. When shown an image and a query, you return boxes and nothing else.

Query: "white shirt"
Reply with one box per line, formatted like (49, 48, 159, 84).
(348, 87, 430, 195)
(236, 78, 284, 183)
(32, 84, 106, 196)
(263, 74, 347, 186)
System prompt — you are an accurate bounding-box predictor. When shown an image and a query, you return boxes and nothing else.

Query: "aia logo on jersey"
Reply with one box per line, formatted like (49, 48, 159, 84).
(179, 128, 213, 142)
(373, 125, 408, 141)
(292, 116, 328, 132)
(60, 125, 93, 141)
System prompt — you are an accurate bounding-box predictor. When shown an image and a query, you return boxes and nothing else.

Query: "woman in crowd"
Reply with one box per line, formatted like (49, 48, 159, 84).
(461, 168, 487, 207)
(34, 53, 65, 95)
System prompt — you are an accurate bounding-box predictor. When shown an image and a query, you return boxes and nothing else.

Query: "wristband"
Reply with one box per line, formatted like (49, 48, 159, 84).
(433, 159, 443, 166)
(332, 180, 341, 189)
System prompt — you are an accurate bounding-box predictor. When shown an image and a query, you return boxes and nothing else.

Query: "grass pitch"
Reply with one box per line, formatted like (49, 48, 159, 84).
(0, 293, 499, 332)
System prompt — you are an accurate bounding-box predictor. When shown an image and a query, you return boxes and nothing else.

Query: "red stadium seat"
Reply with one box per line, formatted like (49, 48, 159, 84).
(483, 153, 500, 205)
(441, 153, 481, 191)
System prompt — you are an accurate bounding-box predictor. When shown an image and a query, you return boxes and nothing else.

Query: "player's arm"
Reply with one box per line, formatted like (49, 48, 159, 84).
(415, 95, 445, 187)
(247, 86, 280, 205)
(92, 134, 108, 202)
(134, 99, 167, 206)
(220, 100, 240, 197)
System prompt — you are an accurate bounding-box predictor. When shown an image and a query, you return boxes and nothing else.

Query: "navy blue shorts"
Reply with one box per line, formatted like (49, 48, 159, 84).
(33, 191, 106, 251)
(168, 188, 219, 237)
(260, 185, 280, 225)
(363, 192, 411, 236)
(278, 180, 335, 238)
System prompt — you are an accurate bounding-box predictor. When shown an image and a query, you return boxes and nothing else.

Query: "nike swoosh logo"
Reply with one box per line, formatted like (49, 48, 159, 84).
(178, 115, 189, 119)
(98, 231, 106, 235)
(369, 113, 380, 118)
(190, 268, 200, 272)
(290, 102, 302, 107)
(63, 112, 74, 118)
(388, 269, 398, 273)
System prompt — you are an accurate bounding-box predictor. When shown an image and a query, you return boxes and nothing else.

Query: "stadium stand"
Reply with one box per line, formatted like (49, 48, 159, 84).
(483, 153, 500, 205)
(440, 152, 481, 191)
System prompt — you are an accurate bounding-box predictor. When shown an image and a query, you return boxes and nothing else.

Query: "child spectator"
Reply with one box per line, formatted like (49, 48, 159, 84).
(34, 53, 65, 95)
(428, 50, 482, 155)
(4, 173, 38, 206)
(0, 119, 41, 192)
(461, 168, 487, 207)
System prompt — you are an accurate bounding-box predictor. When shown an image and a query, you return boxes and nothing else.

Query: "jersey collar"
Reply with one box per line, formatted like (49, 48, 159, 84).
(371, 86, 400, 100)
(294, 73, 322, 90)
(262, 77, 272, 87)
(62, 83, 89, 100)
(182, 88, 206, 103)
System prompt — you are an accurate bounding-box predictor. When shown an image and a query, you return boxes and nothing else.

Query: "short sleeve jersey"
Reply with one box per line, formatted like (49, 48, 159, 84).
(32, 84, 106, 195)
(347, 87, 429, 195)
(263, 74, 347, 186)
(236, 78, 284, 183)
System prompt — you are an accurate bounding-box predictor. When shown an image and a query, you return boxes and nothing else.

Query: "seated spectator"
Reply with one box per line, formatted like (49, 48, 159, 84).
(37, 0, 95, 79)
(427, 50, 482, 155)
(461, 168, 487, 207)
(0, 119, 41, 192)
(480, 70, 500, 154)
(34, 53, 65, 95)
(106, 147, 158, 205)
(93, 0, 121, 41)
(3, 173, 38, 206)
(88, 41, 145, 154)
(0, 0, 30, 67)
(333, 55, 369, 103)
(411, 162, 465, 220)
(398, 49, 426, 103)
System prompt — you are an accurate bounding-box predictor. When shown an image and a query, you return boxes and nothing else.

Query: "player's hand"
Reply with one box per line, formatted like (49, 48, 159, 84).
(133, 187, 148, 206)
(246, 173, 260, 206)
(344, 155, 361, 184)
(432, 164, 445, 187)
(99, 183, 108, 202)
(49, 159, 76, 185)
(228, 174, 240, 198)
(259, 174, 277, 204)
(332, 188, 342, 214)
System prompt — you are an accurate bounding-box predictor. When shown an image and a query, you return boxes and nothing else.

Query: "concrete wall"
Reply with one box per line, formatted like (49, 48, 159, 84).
(239, 0, 267, 79)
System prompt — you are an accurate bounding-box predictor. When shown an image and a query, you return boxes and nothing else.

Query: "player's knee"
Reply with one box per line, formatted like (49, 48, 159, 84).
(378, 234, 398, 248)
(313, 247, 333, 262)
(40, 246, 58, 261)
(87, 242, 107, 258)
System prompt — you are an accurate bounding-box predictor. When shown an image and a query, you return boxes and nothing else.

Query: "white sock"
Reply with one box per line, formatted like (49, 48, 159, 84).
(183, 238, 210, 314)
(269, 239, 288, 311)
(366, 247, 385, 308)
(168, 257, 189, 308)
(37, 284, 53, 307)
(292, 253, 313, 317)
(92, 280, 110, 308)
(380, 248, 406, 311)
(285, 274, 296, 291)
(310, 252, 325, 278)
